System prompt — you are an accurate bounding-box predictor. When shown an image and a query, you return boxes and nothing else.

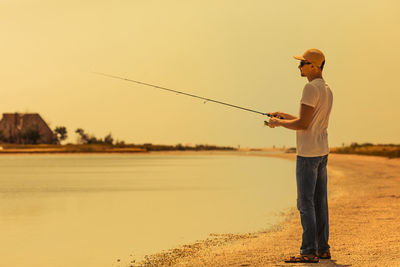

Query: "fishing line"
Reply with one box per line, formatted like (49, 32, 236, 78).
(93, 72, 281, 125)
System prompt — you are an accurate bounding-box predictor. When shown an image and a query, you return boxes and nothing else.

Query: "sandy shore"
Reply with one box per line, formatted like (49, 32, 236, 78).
(140, 153, 400, 267)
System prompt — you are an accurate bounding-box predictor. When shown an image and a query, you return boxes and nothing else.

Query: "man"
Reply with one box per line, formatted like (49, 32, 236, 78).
(268, 48, 333, 263)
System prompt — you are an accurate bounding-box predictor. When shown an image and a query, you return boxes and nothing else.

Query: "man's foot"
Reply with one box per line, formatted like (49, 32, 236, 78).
(284, 254, 319, 263)
(317, 250, 331, 259)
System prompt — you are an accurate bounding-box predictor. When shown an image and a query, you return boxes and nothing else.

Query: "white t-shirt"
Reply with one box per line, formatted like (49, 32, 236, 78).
(296, 78, 333, 157)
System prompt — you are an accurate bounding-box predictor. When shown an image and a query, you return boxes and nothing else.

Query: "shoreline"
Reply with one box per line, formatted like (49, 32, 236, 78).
(0, 149, 283, 156)
(0, 148, 147, 154)
(139, 152, 400, 267)
(0, 144, 237, 154)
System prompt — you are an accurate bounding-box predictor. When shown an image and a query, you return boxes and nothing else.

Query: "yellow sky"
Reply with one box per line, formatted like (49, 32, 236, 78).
(1, 0, 399, 147)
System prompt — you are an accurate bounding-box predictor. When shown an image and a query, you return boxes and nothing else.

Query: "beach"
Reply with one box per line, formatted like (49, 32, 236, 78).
(141, 153, 400, 267)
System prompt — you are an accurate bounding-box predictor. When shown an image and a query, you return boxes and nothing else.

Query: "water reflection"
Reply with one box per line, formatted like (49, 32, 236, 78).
(0, 153, 295, 267)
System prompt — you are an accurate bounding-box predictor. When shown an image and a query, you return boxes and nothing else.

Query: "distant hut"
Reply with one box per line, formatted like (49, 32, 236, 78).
(0, 113, 55, 144)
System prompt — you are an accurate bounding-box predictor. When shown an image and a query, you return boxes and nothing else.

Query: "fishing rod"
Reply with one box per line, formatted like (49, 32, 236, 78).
(93, 72, 282, 125)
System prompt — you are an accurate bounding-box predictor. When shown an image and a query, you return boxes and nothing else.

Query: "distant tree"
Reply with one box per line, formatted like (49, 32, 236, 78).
(21, 128, 41, 144)
(87, 136, 100, 144)
(104, 133, 114, 145)
(175, 143, 184, 151)
(75, 129, 120, 145)
(115, 140, 125, 146)
(76, 128, 107, 144)
(75, 128, 89, 144)
(361, 143, 373, 147)
(75, 128, 84, 136)
(350, 142, 359, 148)
(55, 126, 68, 143)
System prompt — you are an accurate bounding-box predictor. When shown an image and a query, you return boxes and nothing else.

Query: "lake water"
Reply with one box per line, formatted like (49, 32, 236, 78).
(0, 153, 296, 267)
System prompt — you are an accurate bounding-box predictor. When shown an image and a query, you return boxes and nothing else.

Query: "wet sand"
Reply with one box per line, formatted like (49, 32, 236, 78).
(140, 153, 400, 267)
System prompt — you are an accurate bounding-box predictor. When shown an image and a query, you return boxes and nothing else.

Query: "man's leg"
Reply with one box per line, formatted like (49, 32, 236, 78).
(314, 155, 330, 254)
(296, 156, 319, 255)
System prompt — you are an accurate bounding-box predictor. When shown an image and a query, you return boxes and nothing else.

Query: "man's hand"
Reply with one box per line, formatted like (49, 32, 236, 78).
(268, 117, 281, 128)
(267, 112, 298, 120)
(267, 104, 314, 130)
(267, 112, 285, 119)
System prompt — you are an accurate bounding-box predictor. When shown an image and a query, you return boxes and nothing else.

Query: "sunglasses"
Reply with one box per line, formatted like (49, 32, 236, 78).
(299, 61, 312, 67)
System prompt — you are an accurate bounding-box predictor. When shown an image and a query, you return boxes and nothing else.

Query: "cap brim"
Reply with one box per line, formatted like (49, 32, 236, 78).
(293, 55, 305, 61)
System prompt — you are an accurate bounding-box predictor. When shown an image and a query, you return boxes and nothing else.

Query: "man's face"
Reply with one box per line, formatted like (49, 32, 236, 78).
(298, 60, 312, 77)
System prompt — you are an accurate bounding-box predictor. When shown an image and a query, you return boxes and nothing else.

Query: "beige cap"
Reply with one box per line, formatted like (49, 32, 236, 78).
(294, 48, 325, 68)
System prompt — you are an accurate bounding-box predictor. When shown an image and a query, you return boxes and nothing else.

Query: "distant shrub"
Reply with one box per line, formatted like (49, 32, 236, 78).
(75, 128, 116, 145)
(21, 127, 41, 144)
(104, 134, 114, 145)
(286, 147, 296, 153)
(360, 142, 373, 147)
(332, 143, 400, 158)
(54, 126, 68, 143)
(350, 142, 359, 148)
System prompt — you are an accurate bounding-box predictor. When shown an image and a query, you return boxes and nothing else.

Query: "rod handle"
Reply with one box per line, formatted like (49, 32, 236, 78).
(266, 113, 284, 119)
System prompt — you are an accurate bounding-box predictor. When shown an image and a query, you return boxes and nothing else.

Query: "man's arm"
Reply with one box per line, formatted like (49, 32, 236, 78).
(268, 104, 314, 130)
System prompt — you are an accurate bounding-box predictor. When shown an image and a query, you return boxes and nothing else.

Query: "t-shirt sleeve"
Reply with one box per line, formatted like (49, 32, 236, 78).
(300, 83, 318, 107)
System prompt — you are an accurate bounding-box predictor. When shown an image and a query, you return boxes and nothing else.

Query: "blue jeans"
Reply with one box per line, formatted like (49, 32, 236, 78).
(296, 155, 330, 255)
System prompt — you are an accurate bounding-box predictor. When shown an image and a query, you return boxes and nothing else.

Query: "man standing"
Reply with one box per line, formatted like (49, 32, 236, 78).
(268, 48, 333, 263)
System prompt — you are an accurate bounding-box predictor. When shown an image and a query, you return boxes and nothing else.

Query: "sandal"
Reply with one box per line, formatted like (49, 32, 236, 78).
(284, 254, 319, 263)
(317, 250, 331, 259)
